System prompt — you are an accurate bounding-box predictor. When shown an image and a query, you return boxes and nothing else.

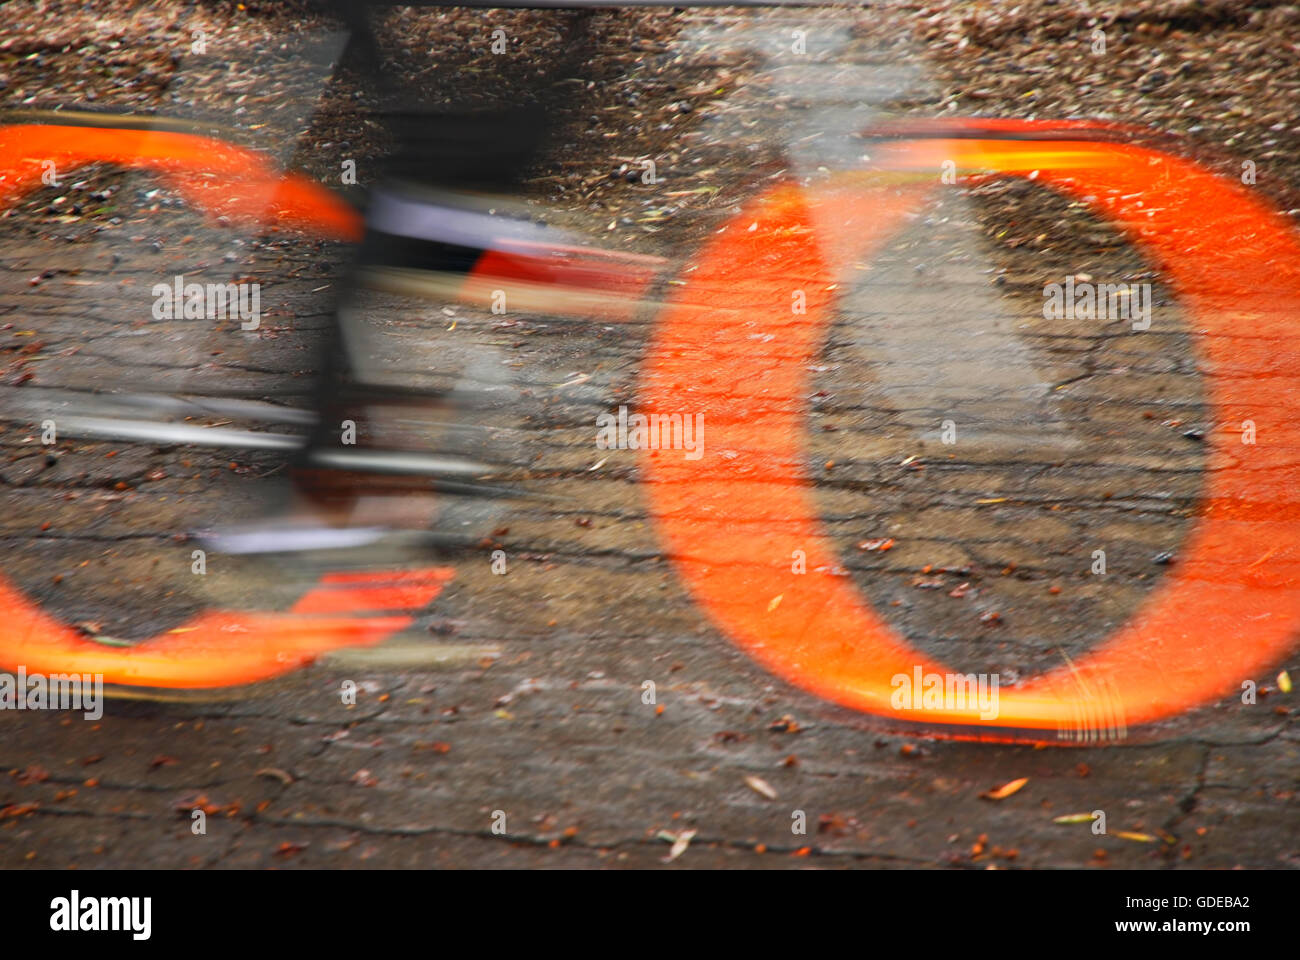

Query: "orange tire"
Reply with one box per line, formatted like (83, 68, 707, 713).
(643, 121, 1300, 741)
(0, 121, 446, 689)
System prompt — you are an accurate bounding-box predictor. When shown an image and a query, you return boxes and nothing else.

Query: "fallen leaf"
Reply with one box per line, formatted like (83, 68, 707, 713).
(1115, 831, 1158, 843)
(980, 777, 1028, 800)
(661, 828, 697, 862)
(1279, 670, 1293, 694)
(1053, 812, 1097, 824)
(744, 775, 777, 800)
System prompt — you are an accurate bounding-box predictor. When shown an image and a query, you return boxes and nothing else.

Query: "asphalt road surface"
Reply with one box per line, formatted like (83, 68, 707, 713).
(1, 1, 1297, 869)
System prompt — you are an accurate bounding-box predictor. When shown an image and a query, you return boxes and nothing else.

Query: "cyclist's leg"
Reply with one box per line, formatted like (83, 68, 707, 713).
(208, 5, 598, 552)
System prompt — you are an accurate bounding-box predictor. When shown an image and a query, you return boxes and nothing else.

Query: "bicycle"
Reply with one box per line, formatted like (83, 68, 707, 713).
(4, 104, 1299, 743)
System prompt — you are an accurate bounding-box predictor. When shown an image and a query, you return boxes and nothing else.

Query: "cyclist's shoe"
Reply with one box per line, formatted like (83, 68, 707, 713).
(355, 185, 663, 321)
(197, 518, 392, 555)
(195, 490, 444, 556)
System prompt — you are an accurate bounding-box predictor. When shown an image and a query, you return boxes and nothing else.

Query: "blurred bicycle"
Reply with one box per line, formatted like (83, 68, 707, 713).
(3, 4, 1299, 744)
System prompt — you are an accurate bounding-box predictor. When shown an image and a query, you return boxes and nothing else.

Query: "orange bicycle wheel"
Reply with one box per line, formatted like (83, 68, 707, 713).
(0, 120, 450, 689)
(642, 120, 1300, 742)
